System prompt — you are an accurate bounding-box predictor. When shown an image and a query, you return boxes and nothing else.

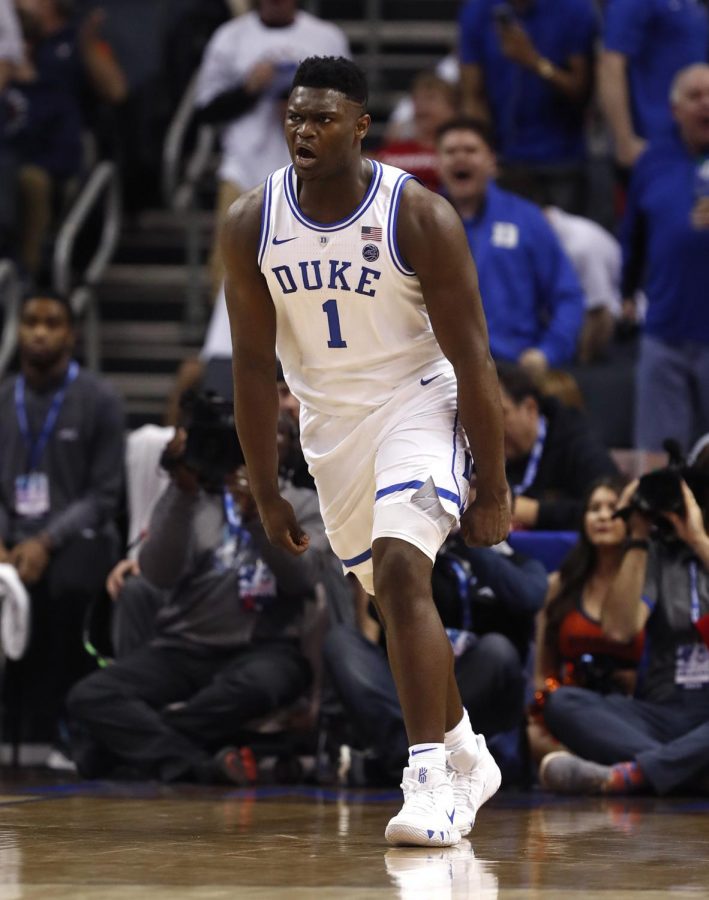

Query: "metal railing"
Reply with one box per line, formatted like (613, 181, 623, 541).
(52, 160, 122, 371)
(0, 259, 21, 380)
(162, 72, 215, 323)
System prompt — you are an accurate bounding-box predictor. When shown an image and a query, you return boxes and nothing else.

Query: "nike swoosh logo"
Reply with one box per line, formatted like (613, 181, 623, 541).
(411, 746, 437, 755)
(420, 374, 443, 386)
(272, 235, 298, 245)
(447, 808, 455, 824)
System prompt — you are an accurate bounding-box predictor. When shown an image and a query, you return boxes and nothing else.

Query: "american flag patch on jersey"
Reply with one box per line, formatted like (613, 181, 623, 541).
(361, 226, 382, 241)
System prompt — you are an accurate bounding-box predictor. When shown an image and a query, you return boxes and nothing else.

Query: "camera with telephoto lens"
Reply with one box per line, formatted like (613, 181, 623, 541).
(615, 440, 707, 538)
(162, 391, 244, 493)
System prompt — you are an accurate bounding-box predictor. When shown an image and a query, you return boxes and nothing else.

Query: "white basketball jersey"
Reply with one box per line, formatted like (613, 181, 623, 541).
(259, 160, 454, 418)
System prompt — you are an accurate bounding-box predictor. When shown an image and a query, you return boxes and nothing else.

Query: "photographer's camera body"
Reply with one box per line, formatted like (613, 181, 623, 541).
(161, 391, 244, 494)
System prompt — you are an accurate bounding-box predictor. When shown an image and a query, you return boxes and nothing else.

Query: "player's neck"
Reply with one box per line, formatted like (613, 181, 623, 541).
(296, 158, 372, 224)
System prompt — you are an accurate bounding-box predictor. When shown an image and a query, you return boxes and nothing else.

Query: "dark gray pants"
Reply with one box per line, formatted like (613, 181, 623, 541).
(635, 335, 709, 452)
(323, 624, 525, 780)
(544, 686, 709, 794)
(67, 639, 310, 782)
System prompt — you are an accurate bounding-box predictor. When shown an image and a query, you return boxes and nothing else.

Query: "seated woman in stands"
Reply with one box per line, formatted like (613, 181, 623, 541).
(527, 477, 645, 764)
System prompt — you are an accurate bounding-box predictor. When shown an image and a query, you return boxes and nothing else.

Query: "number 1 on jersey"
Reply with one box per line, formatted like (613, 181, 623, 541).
(322, 298, 347, 348)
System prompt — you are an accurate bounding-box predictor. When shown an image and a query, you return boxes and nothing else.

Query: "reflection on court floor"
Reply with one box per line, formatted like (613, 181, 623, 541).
(0, 774, 708, 899)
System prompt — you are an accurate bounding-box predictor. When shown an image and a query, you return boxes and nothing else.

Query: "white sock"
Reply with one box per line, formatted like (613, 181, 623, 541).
(445, 709, 479, 772)
(407, 742, 446, 771)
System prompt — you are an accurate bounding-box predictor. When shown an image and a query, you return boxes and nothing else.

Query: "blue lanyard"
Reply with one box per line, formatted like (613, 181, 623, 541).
(14, 361, 79, 472)
(223, 489, 250, 547)
(446, 554, 475, 632)
(513, 415, 547, 497)
(689, 561, 701, 625)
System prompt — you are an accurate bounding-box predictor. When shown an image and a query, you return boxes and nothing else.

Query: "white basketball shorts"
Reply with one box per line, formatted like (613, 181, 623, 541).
(300, 371, 472, 594)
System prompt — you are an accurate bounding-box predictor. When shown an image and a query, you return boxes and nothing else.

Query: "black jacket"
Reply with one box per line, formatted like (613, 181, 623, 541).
(506, 398, 619, 530)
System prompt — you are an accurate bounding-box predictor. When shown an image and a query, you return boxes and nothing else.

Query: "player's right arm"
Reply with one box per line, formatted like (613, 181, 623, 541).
(397, 181, 511, 546)
(220, 189, 309, 556)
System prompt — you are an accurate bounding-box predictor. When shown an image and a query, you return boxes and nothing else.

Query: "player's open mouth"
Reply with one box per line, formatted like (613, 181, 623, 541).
(295, 146, 317, 166)
(452, 169, 472, 182)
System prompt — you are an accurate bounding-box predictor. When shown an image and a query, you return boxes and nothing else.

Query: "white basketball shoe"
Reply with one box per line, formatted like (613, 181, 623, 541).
(448, 735, 501, 836)
(385, 765, 462, 847)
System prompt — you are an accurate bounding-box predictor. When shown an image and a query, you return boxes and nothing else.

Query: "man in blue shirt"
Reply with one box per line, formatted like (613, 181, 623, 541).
(621, 64, 709, 452)
(458, 0, 597, 213)
(436, 118, 585, 373)
(599, 0, 709, 169)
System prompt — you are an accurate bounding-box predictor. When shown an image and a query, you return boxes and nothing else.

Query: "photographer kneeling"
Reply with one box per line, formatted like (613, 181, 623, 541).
(67, 399, 332, 784)
(538, 449, 709, 795)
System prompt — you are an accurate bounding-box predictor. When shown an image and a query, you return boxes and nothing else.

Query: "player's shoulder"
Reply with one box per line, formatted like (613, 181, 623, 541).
(397, 176, 457, 227)
(222, 182, 267, 244)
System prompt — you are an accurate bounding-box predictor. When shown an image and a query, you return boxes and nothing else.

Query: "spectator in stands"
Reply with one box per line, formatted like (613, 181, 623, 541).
(0, 0, 23, 256)
(0, 290, 124, 751)
(383, 52, 459, 144)
(621, 64, 709, 453)
(325, 538, 547, 786)
(193, 0, 349, 294)
(497, 363, 619, 531)
(599, 0, 709, 170)
(67, 414, 338, 784)
(540, 458, 709, 796)
(436, 118, 585, 375)
(527, 477, 643, 764)
(543, 204, 624, 364)
(9, 0, 127, 279)
(458, 0, 597, 213)
(374, 71, 456, 192)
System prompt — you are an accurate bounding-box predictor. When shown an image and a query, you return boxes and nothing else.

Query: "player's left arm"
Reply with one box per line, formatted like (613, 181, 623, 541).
(397, 181, 510, 546)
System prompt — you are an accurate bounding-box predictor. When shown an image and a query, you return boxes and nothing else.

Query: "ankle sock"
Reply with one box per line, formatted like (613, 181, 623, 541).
(408, 742, 446, 771)
(444, 709, 480, 772)
(605, 761, 646, 794)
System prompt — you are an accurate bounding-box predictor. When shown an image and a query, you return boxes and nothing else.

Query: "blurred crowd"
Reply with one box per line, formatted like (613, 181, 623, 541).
(0, 0, 709, 800)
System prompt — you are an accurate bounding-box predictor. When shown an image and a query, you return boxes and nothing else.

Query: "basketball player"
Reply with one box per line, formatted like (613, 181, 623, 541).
(221, 56, 511, 847)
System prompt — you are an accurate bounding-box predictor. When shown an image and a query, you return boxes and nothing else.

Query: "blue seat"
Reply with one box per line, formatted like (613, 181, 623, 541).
(507, 530, 578, 572)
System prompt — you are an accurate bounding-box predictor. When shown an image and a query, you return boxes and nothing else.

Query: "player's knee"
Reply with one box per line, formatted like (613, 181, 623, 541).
(372, 538, 432, 612)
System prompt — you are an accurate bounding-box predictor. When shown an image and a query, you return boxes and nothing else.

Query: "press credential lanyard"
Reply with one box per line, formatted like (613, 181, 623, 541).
(14, 361, 79, 471)
(223, 488, 250, 548)
(690, 561, 700, 625)
(513, 415, 547, 497)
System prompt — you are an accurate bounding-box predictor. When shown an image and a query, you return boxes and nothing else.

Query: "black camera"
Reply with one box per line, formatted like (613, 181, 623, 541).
(169, 391, 244, 493)
(617, 440, 707, 535)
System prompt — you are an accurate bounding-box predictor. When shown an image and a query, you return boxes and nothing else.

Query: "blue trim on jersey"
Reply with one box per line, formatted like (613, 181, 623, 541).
(388, 173, 417, 276)
(450, 410, 464, 514)
(375, 480, 424, 500)
(437, 486, 462, 506)
(341, 547, 373, 567)
(284, 160, 383, 232)
(374, 480, 461, 507)
(258, 176, 274, 268)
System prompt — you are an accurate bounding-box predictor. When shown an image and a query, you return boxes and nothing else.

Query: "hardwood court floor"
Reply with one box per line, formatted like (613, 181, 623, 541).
(1, 771, 708, 898)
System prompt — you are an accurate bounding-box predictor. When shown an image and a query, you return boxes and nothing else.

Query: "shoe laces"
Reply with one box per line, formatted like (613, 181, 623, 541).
(400, 772, 447, 816)
(451, 765, 482, 810)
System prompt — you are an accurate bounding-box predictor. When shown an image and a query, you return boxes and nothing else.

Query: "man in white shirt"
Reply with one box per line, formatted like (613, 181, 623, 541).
(544, 206, 623, 363)
(194, 0, 349, 293)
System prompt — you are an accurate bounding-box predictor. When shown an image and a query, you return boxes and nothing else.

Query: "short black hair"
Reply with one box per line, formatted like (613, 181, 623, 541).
(21, 288, 75, 326)
(436, 116, 496, 152)
(496, 362, 541, 405)
(291, 56, 368, 108)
